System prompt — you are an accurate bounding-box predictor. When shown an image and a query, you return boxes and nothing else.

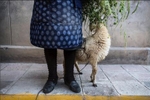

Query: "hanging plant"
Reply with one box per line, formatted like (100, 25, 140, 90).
(82, 0, 140, 30)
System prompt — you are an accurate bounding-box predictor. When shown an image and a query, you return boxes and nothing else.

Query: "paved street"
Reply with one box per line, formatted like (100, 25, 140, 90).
(0, 63, 150, 100)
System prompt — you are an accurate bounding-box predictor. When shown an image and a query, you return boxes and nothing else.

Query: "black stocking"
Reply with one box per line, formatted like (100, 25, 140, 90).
(44, 48, 58, 83)
(64, 50, 76, 83)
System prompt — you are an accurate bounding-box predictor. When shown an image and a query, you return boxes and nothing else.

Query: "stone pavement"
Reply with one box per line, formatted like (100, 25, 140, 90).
(0, 63, 150, 100)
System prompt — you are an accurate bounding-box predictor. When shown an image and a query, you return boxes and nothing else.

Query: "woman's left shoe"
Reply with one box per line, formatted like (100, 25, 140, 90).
(65, 80, 81, 93)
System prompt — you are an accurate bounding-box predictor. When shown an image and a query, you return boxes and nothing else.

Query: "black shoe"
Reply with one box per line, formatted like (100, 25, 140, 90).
(42, 80, 57, 94)
(65, 81, 81, 93)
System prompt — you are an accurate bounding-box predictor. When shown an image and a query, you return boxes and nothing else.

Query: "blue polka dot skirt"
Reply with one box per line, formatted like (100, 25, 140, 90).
(30, 0, 83, 49)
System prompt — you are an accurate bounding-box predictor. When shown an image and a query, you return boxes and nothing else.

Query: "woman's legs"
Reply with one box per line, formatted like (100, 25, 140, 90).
(64, 50, 81, 93)
(42, 48, 80, 93)
(43, 48, 58, 93)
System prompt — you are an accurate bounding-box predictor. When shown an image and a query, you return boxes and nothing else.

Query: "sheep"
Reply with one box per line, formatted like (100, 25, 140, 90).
(75, 24, 111, 87)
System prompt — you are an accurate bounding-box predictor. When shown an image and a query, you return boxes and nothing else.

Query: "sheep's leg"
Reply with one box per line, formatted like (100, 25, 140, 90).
(90, 72, 94, 82)
(75, 61, 83, 74)
(90, 62, 98, 87)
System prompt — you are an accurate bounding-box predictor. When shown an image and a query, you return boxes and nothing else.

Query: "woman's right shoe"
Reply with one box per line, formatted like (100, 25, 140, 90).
(42, 80, 57, 94)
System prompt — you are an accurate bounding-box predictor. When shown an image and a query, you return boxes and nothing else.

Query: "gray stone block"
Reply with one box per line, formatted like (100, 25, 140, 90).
(10, 1, 34, 46)
(101, 49, 148, 64)
(143, 65, 150, 72)
(121, 65, 149, 72)
(147, 50, 150, 65)
(0, 70, 27, 94)
(100, 65, 126, 72)
(6, 79, 46, 94)
(1, 70, 26, 82)
(0, 63, 8, 70)
(82, 82, 119, 96)
(129, 72, 150, 81)
(104, 71, 135, 81)
(108, 1, 150, 47)
(80, 65, 118, 96)
(0, 48, 64, 63)
(143, 81, 150, 89)
(2, 63, 31, 71)
(0, 47, 149, 64)
(0, 48, 45, 63)
(21, 70, 48, 80)
(0, 1, 11, 45)
(29, 63, 47, 71)
(0, 81, 13, 94)
(112, 81, 150, 95)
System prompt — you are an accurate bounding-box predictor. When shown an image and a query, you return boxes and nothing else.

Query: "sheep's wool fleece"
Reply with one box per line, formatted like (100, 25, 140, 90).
(30, 0, 83, 49)
(76, 24, 111, 62)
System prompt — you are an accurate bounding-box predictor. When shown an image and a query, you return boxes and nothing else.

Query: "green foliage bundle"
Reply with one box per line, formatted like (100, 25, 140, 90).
(82, 0, 139, 29)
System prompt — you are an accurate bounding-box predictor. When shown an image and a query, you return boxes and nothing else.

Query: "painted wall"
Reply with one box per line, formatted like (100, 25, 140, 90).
(0, 1, 150, 64)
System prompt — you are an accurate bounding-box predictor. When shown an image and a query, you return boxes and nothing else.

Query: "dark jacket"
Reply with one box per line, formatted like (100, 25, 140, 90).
(30, 0, 83, 49)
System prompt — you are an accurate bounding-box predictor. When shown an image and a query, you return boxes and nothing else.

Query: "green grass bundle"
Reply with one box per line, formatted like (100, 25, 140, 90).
(82, 0, 139, 30)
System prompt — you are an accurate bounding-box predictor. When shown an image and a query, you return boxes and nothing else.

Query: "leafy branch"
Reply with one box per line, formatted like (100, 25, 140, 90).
(82, 0, 140, 30)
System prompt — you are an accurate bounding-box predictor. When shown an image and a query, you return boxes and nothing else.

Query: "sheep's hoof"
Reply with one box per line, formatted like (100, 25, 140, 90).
(93, 84, 97, 87)
(79, 72, 83, 74)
